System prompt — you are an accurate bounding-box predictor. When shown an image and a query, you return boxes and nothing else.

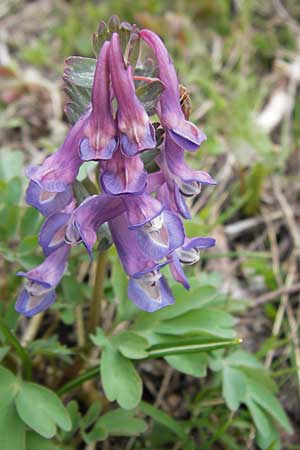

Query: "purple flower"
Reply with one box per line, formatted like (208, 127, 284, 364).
(79, 42, 118, 161)
(110, 213, 174, 312)
(109, 33, 156, 156)
(26, 110, 90, 192)
(16, 245, 70, 317)
(100, 147, 147, 196)
(140, 29, 206, 151)
(157, 134, 216, 219)
(26, 181, 73, 217)
(170, 236, 215, 289)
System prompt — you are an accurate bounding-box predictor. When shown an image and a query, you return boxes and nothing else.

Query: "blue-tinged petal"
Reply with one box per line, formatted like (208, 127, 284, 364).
(123, 195, 164, 229)
(100, 148, 147, 196)
(136, 210, 185, 260)
(128, 273, 174, 312)
(17, 245, 70, 290)
(26, 181, 73, 217)
(109, 213, 159, 277)
(183, 236, 216, 251)
(39, 213, 71, 256)
(26, 110, 90, 192)
(169, 252, 190, 289)
(15, 289, 56, 317)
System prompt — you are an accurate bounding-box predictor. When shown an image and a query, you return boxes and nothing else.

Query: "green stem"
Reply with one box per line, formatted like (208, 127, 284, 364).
(0, 318, 32, 379)
(57, 365, 99, 396)
(88, 251, 107, 335)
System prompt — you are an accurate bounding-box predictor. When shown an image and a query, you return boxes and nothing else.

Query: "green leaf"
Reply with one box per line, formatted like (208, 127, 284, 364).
(0, 404, 26, 450)
(246, 380, 292, 434)
(166, 353, 207, 377)
(0, 366, 21, 408)
(96, 408, 147, 436)
(80, 402, 102, 430)
(246, 398, 273, 438)
(136, 79, 165, 113)
(29, 336, 72, 360)
(20, 208, 41, 238)
(226, 350, 263, 368)
(222, 366, 246, 411)
(156, 308, 236, 339)
(26, 432, 58, 450)
(101, 346, 142, 409)
(90, 327, 109, 347)
(112, 331, 149, 359)
(64, 56, 96, 88)
(15, 382, 72, 438)
(139, 401, 191, 444)
(153, 285, 217, 321)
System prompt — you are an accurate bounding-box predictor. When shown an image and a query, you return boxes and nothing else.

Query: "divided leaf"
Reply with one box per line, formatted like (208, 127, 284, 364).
(101, 346, 142, 409)
(15, 382, 72, 438)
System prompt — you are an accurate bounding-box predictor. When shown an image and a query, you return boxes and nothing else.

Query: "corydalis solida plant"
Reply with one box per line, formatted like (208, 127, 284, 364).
(16, 17, 216, 317)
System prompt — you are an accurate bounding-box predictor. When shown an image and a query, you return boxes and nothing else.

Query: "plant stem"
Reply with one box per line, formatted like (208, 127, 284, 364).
(57, 365, 99, 396)
(88, 251, 107, 335)
(0, 318, 32, 379)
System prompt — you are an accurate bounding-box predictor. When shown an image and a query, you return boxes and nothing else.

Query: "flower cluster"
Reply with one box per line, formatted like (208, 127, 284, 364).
(16, 27, 216, 317)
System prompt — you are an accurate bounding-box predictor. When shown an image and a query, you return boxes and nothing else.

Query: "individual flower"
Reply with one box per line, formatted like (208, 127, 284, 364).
(79, 41, 118, 161)
(15, 245, 70, 317)
(110, 213, 174, 312)
(26, 110, 91, 192)
(109, 32, 156, 156)
(140, 29, 206, 151)
(157, 134, 216, 219)
(169, 236, 216, 289)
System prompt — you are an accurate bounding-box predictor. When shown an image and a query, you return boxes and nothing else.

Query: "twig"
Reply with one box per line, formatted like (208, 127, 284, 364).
(251, 283, 300, 308)
(273, 176, 300, 255)
(154, 366, 173, 408)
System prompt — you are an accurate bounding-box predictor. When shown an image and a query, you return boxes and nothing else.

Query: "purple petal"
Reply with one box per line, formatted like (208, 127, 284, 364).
(26, 110, 90, 192)
(26, 181, 73, 217)
(169, 253, 190, 289)
(69, 194, 124, 256)
(123, 195, 164, 229)
(163, 134, 216, 185)
(183, 236, 216, 251)
(174, 184, 191, 219)
(79, 136, 117, 161)
(15, 289, 56, 317)
(17, 245, 70, 289)
(39, 213, 71, 256)
(109, 213, 159, 277)
(128, 273, 174, 312)
(136, 210, 185, 260)
(100, 149, 147, 196)
(168, 124, 206, 152)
